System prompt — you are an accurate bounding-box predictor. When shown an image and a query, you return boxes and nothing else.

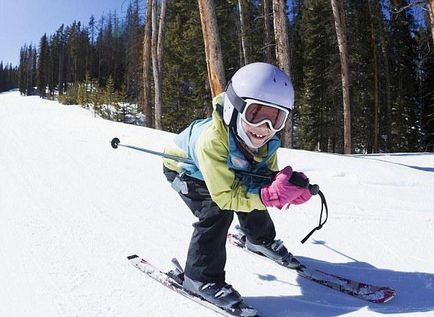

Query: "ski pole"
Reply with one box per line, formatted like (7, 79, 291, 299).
(111, 137, 320, 195)
(111, 137, 327, 243)
(111, 137, 278, 181)
(110, 137, 194, 164)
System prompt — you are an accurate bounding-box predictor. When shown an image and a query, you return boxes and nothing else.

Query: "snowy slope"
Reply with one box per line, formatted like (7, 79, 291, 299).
(1, 90, 434, 317)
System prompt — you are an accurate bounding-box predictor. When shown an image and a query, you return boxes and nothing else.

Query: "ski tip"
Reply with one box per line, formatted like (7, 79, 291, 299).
(127, 254, 139, 260)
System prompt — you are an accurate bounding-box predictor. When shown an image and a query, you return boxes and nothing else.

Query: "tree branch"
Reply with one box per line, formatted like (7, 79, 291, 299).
(392, 0, 425, 14)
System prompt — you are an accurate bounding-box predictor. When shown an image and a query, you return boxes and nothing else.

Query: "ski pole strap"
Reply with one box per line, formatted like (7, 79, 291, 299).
(300, 189, 328, 244)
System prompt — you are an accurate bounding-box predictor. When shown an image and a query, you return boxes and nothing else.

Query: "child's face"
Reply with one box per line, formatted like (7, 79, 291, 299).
(241, 119, 275, 148)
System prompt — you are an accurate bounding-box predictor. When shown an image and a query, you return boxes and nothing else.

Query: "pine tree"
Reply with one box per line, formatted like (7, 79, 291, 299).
(77, 73, 92, 108)
(0, 62, 18, 92)
(295, 0, 341, 152)
(21, 45, 38, 95)
(37, 34, 49, 97)
(238, 0, 252, 64)
(56, 25, 67, 95)
(125, 1, 142, 103)
(261, 0, 275, 63)
(162, 0, 208, 132)
(345, 0, 379, 153)
(419, 6, 434, 151)
(95, 15, 114, 87)
(49, 27, 62, 95)
(112, 11, 126, 93)
(19, 46, 28, 95)
(389, 0, 421, 151)
(215, 0, 242, 76)
(0, 62, 4, 91)
(88, 15, 98, 81)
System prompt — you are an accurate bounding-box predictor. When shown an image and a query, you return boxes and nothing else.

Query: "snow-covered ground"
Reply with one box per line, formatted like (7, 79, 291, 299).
(1, 90, 433, 317)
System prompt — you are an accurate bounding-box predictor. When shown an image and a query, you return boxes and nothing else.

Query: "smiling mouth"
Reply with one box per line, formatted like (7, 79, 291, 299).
(249, 131, 267, 139)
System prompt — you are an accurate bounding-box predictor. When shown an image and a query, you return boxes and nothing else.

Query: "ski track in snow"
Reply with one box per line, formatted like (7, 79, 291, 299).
(1, 91, 434, 317)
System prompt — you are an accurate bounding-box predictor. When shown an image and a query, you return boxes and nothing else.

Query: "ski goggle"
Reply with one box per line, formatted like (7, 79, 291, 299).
(240, 99, 290, 132)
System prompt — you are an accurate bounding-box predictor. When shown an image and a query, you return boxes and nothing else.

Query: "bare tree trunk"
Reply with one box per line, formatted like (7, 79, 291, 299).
(157, 0, 168, 73)
(198, 0, 226, 98)
(382, 36, 392, 152)
(331, 0, 352, 154)
(273, 0, 292, 148)
(428, 0, 434, 45)
(142, 1, 153, 127)
(238, 0, 251, 65)
(368, 0, 379, 153)
(152, 0, 163, 130)
(263, 0, 273, 63)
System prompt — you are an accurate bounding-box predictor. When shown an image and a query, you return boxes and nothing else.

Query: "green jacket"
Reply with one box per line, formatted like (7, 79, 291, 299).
(163, 93, 280, 212)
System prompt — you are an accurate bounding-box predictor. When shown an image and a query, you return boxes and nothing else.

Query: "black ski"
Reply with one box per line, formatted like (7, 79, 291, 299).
(127, 255, 259, 317)
(227, 230, 396, 304)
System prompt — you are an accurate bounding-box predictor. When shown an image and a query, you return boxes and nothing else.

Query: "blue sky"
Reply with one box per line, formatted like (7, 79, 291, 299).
(0, 0, 133, 66)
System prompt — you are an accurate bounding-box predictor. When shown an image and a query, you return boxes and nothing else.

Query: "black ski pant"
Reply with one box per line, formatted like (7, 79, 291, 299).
(163, 166, 276, 283)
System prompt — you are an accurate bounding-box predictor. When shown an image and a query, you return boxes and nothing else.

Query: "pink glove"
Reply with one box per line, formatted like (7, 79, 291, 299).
(260, 166, 312, 209)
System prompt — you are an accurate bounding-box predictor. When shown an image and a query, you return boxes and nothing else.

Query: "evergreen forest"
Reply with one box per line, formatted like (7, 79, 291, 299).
(0, 62, 18, 93)
(1, 0, 433, 153)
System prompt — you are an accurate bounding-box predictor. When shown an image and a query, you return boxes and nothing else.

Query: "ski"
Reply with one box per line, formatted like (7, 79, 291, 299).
(227, 231, 396, 304)
(127, 255, 259, 317)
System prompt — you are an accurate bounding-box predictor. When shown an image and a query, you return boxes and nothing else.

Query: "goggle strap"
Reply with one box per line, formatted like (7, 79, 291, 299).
(225, 81, 246, 113)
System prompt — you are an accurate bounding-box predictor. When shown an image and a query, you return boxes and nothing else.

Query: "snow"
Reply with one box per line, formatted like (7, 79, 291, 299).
(1, 90, 434, 317)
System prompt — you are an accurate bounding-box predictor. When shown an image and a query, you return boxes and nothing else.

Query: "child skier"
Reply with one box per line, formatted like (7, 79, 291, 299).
(163, 62, 312, 313)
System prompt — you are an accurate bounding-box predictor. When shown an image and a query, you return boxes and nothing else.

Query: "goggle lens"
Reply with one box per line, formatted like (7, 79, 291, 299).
(244, 103, 288, 131)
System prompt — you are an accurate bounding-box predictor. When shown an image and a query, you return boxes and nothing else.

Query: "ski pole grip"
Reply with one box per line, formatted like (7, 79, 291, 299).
(289, 172, 320, 196)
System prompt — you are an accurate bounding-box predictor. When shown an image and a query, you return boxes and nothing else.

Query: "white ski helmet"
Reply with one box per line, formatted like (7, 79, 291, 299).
(223, 62, 294, 127)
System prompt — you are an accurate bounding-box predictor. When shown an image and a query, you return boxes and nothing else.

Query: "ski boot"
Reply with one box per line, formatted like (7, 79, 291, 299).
(183, 276, 257, 316)
(245, 238, 301, 269)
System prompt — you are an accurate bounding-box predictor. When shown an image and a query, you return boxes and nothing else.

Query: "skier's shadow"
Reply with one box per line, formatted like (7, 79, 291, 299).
(245, 241, 434, 316)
